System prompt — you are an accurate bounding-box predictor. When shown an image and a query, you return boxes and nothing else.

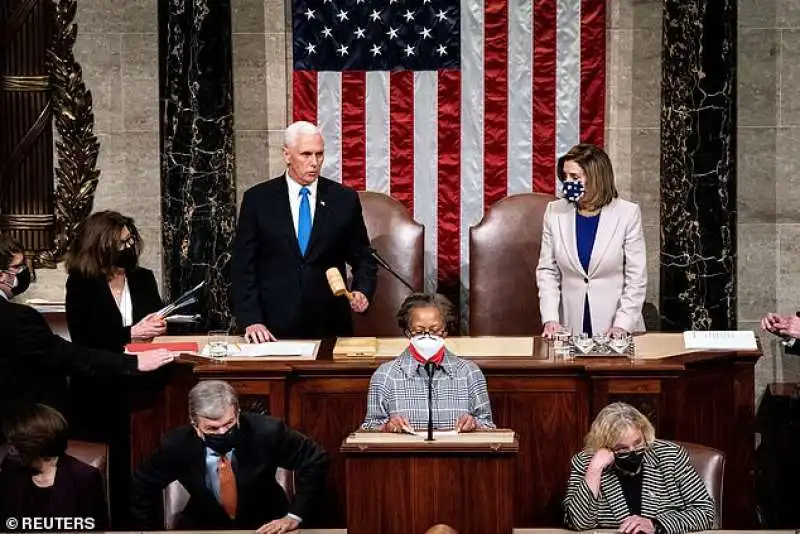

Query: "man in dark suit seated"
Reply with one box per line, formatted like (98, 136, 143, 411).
(231, 121, 377, 342)
(129, 380, 327, 534)
(0, 234, 176, 437)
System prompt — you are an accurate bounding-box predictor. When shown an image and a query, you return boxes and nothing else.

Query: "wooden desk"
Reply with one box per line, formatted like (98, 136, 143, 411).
(134, 334, 760, 529)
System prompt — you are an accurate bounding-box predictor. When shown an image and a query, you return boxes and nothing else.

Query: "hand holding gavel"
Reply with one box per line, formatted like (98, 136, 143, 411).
(325, 267, 370, 313)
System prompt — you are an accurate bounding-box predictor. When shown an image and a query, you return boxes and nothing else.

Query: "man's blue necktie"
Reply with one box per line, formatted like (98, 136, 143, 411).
(297, 186, 311, 255)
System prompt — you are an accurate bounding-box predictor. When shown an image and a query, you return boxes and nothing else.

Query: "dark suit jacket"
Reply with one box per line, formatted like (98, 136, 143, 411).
(129, 413, 328, 529)
(232, 176, 377, 339)
(0, 297, 139, 434)
(0, 454, 109, 529)
(66, 267, 163, 352)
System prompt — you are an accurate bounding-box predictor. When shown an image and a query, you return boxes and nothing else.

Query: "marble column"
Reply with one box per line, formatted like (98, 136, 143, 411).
(659, 0, 736, 330)
(159, 0, 236, 330)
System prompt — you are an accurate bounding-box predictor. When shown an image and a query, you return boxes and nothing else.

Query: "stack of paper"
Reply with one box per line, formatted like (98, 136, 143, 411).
(683, 330, 758, 351)
(200, 341, 317, 358)
(333, 337, 378, 359)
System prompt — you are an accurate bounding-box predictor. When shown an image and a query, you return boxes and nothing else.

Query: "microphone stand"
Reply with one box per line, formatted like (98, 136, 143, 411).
(370, 248, 416, 293)
(424, 361, 437, 441)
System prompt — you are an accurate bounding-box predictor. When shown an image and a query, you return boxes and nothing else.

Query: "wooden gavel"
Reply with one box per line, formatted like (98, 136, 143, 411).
(325, 267, 353, 301)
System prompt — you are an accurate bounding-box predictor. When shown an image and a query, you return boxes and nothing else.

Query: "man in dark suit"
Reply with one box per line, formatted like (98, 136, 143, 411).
(232, 121, 377, 341)
(0, 234, 176, 435)
(129, 380, 327, 534)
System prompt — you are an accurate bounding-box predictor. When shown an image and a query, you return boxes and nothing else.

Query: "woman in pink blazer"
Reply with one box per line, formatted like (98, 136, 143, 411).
(536, 144, 647, 337)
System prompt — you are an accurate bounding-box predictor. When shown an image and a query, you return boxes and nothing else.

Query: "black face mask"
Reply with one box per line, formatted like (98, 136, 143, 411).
(115, 247, 138, 271)
(202, 425, 243, 456)
(11, 266, 31, 296)
(614, 449, 645, 474)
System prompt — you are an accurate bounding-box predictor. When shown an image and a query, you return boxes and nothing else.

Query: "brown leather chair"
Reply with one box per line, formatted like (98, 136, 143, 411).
(0, 440, 109, 515)
(353, 191, 424, 336)
(162, 468, 294, 529)
(469, 192, 553, 335)
(674, 441, 725, 526)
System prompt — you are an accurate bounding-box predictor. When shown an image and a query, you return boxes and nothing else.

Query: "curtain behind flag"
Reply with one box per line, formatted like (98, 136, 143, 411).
(291, 0, 606, 329)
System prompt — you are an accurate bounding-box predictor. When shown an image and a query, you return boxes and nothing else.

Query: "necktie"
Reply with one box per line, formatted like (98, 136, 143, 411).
(297, 186, 312, 255)
(217, 455, 237, 519)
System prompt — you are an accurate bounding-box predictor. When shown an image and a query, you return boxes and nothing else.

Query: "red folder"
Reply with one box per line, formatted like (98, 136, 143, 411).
(125, 342, 199, 353)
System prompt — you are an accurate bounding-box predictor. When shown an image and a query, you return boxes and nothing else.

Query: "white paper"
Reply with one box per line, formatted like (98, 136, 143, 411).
(683, 330, 757, 350)
(201, 341, 317, 357)
(404, 429, 460, 437)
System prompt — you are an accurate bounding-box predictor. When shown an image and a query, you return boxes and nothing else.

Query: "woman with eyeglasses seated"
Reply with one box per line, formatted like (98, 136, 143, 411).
(64, 211, 166, 440)
(563, 402, 715, 534)
(361, 293, 494, 433)
(0, 404, 109, 529)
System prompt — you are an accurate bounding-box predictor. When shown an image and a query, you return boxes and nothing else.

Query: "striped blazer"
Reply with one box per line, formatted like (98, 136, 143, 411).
(563, 440, 715, 534)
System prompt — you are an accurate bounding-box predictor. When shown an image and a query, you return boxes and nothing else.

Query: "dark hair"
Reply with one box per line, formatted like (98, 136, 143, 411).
(396, 293, 456, 335)
(3, 404, 69, 468)
(557, 143, 619, 209)
(65, 210, 142, 278)
(0, 234, 24, 271)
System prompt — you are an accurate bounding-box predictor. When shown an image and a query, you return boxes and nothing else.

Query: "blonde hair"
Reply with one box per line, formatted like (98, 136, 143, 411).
(583, 402, 655, 453)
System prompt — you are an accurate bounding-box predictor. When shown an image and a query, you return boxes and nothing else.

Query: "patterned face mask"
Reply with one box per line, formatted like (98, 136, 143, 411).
(561, 180, 585, 203)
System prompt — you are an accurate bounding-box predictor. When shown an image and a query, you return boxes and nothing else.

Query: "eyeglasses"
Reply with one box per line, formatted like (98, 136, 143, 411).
(119, 235, 137, 251)
(407, 328, 445, 338)
(2, 262, 27, 276)
(613, 446, 646, 459)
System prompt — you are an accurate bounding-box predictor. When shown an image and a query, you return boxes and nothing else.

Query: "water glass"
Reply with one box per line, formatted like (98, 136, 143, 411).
(553, 328, 573, 361)
(207, 330, 229, 359)
(609, 331, 632, 356)
(593, 333, 610, 352)
(572, 332, 595, 355)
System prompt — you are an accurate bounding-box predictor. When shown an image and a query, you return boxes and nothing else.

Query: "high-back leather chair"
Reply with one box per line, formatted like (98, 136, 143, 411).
(353, 191, 424, 336)
(674, 441, 725, 526)
(162, 468, 294, 529)
(0, 440, 110, 514)
(469, 192, 553, 335)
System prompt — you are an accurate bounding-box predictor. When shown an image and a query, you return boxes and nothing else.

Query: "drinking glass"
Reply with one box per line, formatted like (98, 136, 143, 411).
(593, 333, 609, 352)
(553, 327, 573, 361)
(609, 331, 632, 356)
(207, 330, 229, 359)
(572, 332, 594, 355)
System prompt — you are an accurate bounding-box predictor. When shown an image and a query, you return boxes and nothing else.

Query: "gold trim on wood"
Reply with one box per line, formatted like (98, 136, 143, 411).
(1, 75, 51, 91)
(0, 214, 56, 230)
(36, 0, 101, 268)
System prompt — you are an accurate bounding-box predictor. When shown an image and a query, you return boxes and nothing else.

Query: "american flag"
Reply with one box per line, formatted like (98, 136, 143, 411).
(292, 0, 605, 325)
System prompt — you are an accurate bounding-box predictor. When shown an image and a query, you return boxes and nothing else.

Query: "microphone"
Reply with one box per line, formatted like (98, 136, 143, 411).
(325, 268, 353, 301)
(423, 360, 438, 442)
(370, 247, 416, 293)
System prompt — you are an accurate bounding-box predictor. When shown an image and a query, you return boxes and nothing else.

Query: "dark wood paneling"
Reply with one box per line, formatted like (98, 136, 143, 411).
(289, 377, 371, 527)
(488, 376, 587, 526)
(345, 451, 516, 534)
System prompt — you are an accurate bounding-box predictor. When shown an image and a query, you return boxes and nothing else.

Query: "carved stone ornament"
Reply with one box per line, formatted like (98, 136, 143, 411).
(37, 0, 100, 267)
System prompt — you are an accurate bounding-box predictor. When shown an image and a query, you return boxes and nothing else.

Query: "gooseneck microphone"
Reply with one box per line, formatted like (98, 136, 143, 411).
(370, 247, 416, 293)
(423, 360, 438, 442)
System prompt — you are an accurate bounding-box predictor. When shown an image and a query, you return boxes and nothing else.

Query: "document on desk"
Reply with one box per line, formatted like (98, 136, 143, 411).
(233, 341, 317, 357)
(683, 330, 757, 350)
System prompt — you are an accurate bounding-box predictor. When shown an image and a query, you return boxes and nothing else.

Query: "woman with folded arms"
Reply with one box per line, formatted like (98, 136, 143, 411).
(361, 293, 494, 433)
(0, 404, 109, 529)
(563, 402, 715, 534)
(536, 144, 647, 338)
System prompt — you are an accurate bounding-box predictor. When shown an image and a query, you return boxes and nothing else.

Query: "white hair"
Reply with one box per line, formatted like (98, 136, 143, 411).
(284, 121, 322, 148)
(189, 380, 239, 422)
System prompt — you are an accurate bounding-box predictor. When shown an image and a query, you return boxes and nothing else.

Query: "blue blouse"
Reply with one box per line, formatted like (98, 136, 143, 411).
(576, 211, 600, 335)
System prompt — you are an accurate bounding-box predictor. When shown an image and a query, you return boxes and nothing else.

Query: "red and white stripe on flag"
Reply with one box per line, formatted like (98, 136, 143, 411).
(292, 0, 606, 326)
